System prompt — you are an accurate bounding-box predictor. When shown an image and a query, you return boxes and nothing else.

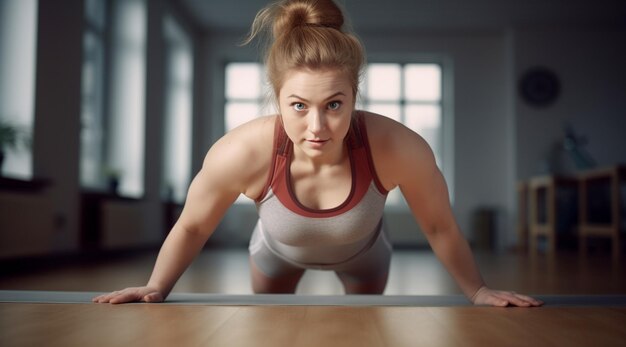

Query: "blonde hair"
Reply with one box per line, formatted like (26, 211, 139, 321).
(242, 0, 365, 99)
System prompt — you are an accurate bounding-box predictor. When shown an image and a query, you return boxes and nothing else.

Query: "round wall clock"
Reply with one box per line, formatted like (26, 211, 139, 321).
(519, 67, 560, 107)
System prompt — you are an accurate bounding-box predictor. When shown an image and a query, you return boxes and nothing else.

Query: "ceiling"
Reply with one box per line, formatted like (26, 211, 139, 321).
(176, 0, 626, 34)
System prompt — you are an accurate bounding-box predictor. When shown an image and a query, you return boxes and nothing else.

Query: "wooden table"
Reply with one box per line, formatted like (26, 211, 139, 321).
(578, 165, 626, 261)
(1, 293, 626, 346)
(527, 175, 578, 256)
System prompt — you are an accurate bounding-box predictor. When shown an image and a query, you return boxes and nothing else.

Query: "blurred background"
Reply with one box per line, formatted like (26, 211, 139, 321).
(0, 0, 625, 295)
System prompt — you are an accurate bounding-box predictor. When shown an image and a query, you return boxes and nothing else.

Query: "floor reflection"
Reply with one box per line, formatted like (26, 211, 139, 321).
(0, 248, 625, 296)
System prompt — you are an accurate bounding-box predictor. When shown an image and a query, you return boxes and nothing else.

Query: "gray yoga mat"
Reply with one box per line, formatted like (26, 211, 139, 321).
(1, 290, 626, 306)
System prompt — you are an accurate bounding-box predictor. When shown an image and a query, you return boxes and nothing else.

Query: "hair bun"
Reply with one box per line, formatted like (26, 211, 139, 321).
(273, 0, 344, 38)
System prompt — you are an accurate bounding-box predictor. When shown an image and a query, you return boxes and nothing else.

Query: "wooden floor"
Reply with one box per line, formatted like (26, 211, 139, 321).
(1, 303, 625, 346)
(1, 248, 626, 295)
(1, 249, 626, 346)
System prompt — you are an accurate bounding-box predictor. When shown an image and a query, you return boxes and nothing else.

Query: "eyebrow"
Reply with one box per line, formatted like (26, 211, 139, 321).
(287, 92, 346, 103)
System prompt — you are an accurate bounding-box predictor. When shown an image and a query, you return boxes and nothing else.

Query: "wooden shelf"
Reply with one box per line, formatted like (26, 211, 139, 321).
(578, 164, 625, 260)
(0, 176, 51, 193)
(527, 175, 578, 255)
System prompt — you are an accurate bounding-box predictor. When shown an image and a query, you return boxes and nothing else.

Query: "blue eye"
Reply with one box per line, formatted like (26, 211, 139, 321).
(292, 103, 306, 111)
(328, 101, 342, 110)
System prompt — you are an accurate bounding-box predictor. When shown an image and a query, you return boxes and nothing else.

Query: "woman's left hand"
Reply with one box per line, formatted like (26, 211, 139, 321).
(471, 286, 544, 307)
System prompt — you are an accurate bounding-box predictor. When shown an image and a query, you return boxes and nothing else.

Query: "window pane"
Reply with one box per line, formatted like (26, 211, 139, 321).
(108, 0, 146, 197)
(404, 64, 441, 101)
(404, 104, 441, 165)
(80, 30, 105, 188)
(225, 102, 260, 131)
(365, 103, 401, 123)
(85, 0, 106, 29)
(366, 64, 401, 101)
(0, 0, 37, 179)
(226, 63, 262, 99)
(163, 15, 193, 203)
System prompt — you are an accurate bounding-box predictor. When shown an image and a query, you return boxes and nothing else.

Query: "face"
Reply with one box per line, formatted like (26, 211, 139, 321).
(278, 68, 355, 162)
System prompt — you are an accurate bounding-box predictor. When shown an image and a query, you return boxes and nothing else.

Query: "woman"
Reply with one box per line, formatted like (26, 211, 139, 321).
(94, 0, 542, 307)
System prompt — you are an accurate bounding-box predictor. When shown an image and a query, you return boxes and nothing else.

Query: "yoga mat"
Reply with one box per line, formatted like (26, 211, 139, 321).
(1, 290, 626, 306)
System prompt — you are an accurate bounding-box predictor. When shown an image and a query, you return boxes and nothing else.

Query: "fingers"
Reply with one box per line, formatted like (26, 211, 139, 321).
(92, 287, 160, 304)
(496, 292, 543, 307)
(92, 291, 123, 304)
(142, 292, 164, 303)
(513, 293, 544, 306)
(92, 290, 130, 304)
(473, 288, 544, 307)
(109, 290, 143, 304)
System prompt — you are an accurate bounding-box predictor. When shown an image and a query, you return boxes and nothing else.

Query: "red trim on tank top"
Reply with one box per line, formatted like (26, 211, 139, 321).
(254, 116, 282, 203)
(356, 112, 389, 195)
(284, 140, 357, 215)
(256, 112, 387, 215)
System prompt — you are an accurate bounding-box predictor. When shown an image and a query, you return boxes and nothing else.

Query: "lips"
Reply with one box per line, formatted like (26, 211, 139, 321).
(306, 139, 329, 148)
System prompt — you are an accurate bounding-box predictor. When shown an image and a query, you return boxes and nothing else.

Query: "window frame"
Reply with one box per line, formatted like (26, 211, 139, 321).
(80, 0, 109, 190)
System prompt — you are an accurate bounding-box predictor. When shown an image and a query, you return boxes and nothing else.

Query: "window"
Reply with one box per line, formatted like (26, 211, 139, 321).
(162, 15, 193, 203)
(358, 63, 443, 206)
(223, 62, 444, 206)
(359, 63, 442, 164)
(80, 0, 107, 189)
(106, 0, 147, 197)
(224, 63, 276, 132)
(0, 0, 38, 179)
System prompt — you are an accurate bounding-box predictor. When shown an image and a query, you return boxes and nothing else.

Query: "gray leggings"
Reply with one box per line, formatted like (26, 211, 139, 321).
(248, 222, 393, 282)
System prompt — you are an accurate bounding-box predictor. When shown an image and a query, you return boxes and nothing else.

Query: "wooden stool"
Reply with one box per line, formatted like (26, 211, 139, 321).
(528, 175, 578, 255)
(578, 165, 626, 261)
(516, 181, 528, 252)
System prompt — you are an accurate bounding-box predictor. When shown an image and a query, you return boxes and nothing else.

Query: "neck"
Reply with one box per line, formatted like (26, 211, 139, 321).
(292, 141, 348, 171)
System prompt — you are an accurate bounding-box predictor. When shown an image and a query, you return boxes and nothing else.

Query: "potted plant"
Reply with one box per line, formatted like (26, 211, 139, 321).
(102, 165, 122, 194)
(0, 120, 31, 173)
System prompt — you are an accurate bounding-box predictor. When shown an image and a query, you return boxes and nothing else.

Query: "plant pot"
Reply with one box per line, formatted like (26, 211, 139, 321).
(0, 150, 5, 173)
(108, 177, 120, 194)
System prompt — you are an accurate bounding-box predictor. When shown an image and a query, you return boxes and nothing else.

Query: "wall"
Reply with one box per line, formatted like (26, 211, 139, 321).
(514, 25, 626, 180)
(31, 0, 84, 254)
(0, 191, 55, 257)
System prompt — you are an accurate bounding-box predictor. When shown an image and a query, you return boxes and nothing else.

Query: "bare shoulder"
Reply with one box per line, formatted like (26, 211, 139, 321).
(360, 111, 437, 189)
(201, 115, 277, 199)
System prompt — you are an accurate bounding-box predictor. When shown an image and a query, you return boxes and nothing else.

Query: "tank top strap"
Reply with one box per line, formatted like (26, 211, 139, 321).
(274, 116, 290, 157)
(353, 111, 388, 194)
(254, 116, 287, 203)
(255, 112, 387, 204)
(344, 111, 364, 150)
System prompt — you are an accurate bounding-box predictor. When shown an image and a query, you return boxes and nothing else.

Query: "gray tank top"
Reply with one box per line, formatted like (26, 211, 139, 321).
(254, 112, 388, 265)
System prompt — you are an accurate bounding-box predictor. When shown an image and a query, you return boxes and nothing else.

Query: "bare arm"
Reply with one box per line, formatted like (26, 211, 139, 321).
(143, 159, 240, 299)
(368, 114, 542, 307)
(393, 130, 485, 300)
(93, 117, 274, 304)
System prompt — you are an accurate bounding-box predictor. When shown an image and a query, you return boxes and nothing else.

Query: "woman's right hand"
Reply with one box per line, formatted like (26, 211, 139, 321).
(92, 286, 165, 304)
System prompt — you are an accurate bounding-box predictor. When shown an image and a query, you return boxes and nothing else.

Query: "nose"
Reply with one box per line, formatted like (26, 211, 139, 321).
(308, 109, 326, 135)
